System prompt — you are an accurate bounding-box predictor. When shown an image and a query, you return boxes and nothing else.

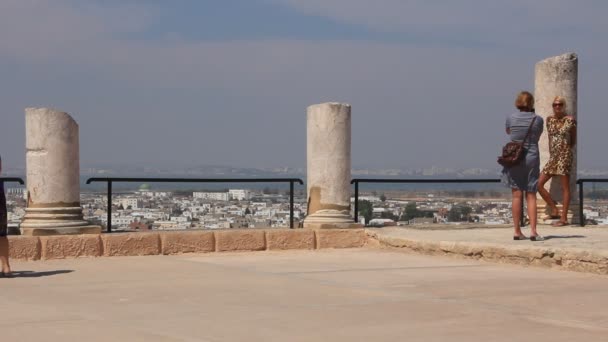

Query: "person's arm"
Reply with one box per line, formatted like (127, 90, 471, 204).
(568, 116, 577, 146)
(547, 119, 552, 151)
(505, 116, 511, 135)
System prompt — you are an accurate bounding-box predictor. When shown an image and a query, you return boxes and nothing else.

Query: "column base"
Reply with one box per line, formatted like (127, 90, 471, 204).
(20, 206, 102, 235)
(20, 225, 102, 236)
(303, 210, 362, 229)
(536, 202, 581, 225)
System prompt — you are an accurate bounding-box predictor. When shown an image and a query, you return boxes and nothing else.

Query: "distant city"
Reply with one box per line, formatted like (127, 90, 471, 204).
(5, 163, 608, 178)
(4, 163, 608, 232)
(4, 183, 608, 233)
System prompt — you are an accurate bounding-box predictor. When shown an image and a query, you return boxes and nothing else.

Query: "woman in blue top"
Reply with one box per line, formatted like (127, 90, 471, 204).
(502, 91, 544, 241)
(0, 155, 12, 276)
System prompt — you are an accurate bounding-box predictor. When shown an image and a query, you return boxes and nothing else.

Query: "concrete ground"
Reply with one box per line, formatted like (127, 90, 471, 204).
(2, 249, 608, 341)
(372, 225, 608, 251)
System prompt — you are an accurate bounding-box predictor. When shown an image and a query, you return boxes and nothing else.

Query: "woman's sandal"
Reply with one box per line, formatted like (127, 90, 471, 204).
(530, 235, 545, 241)
(552, 221, 569, 227)
(513, 235, 528, 241)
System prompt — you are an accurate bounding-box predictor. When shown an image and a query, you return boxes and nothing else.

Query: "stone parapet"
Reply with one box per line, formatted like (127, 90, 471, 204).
(316, 229, 367, 249)
(8, 236, 41, 261)
(7, 228, 368, 261)
(161, 231, 215, 255)
(266, 230, 315, 250)
(102, 232, 162, 257)
(41, 235, 102, 259)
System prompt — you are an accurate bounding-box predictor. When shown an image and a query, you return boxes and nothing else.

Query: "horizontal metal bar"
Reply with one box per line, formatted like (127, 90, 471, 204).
(86, 177, 304, 185)
(576, 178, 608, 184)
(0, 177, 25, 185)
(351, 178, 501, 184)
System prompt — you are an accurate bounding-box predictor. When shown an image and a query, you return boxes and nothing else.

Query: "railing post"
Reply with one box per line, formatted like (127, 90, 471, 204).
(107, 180, 112, 233)
(579, 181, 584, 227)
(289, 180, 295, 229)
(354, 181, 359, 223)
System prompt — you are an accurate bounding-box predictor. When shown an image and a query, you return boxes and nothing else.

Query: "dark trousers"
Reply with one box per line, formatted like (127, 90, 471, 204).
(0, 188, 7, 237)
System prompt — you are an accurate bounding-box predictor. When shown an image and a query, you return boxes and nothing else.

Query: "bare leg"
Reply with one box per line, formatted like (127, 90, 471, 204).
(0, 237, 11, 274)
(512, 189, 524, 237)
(560, 174, 571, 224)
(526, 192, 539, 237)
(538, 173, 558, 216)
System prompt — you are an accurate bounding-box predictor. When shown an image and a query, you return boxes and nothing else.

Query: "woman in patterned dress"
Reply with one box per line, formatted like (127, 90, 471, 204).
(538, 96, 577, 226)
(0, 155, 12, 276)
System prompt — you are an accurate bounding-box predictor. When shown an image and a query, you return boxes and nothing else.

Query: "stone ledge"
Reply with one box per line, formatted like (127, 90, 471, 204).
(266, 230, 315, 250)
(102, 232, 161, 257)
(367, 230, 608, 275)
(6, 228, 369, 261)
(316, 229, 367, 249)
(8, 236, 41, 261)
(215, 230, 266, 252)
(41, 235, 102, 259)
(161, 231, 215, 255)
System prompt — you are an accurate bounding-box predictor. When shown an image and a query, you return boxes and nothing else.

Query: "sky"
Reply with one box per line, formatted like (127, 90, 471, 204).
(1, 0, 607, 171)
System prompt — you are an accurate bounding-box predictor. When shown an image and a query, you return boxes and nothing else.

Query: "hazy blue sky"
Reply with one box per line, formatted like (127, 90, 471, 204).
(1, 0, 607, 170)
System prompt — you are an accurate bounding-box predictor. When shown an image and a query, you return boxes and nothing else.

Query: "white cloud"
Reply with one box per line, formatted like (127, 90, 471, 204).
(268, 0, 608, 47)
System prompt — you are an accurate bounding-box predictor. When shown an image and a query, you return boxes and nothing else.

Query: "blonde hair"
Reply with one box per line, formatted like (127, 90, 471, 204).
(515, 91, 534, 111)
(553, 96, 567, 110)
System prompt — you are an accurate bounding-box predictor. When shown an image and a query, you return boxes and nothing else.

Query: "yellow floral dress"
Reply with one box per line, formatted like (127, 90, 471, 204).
(542, 116, 576, 175)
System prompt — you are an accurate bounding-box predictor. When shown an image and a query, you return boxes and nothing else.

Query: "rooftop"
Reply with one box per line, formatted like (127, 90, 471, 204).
(4, 249, 608, 341)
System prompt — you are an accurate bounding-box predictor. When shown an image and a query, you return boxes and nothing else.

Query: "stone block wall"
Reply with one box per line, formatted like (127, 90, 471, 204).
(8, 229, 368, 261)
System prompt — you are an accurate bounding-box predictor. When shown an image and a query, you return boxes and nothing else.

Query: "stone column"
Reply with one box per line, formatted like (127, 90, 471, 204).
(534, 53, 579, 224)
(304, 102, 359, 229)
(20, 108, 101, 235)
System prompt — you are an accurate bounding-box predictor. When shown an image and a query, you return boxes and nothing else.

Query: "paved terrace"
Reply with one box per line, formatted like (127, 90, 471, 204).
(369, 225, 608, 274)
(3, 249, 608, 341)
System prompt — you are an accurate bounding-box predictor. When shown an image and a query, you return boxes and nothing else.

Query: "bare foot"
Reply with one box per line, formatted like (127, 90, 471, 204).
(544, 206, 560, 219)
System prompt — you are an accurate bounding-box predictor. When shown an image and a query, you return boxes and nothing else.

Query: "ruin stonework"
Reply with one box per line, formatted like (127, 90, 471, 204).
(20, 108, 101, 235)
(534, 53, 579, 224)
(304, 103, 359, 229)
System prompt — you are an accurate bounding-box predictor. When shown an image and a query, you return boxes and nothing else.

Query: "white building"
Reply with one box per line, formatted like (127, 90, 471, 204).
(193, 192, 230, 201)
(117, 198, 143, 209)
(229, 189, 251, 201)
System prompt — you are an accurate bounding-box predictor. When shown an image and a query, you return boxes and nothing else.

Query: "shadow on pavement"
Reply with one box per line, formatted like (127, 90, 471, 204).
(2, 270, 74, 278)
(543, 235, 586, 240)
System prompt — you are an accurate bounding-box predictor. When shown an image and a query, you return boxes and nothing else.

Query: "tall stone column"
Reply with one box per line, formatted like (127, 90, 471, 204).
(534, 53, 579, 224)
(20, 108, 101, 235)
(304, 102, 359, 229)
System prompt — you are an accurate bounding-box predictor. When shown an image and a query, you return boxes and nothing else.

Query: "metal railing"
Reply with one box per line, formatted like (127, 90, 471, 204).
(349, 178, 527, 225)
(0, 177, 25, 185)
(86, 177, 304, 232)
(576, 178, 608, 227)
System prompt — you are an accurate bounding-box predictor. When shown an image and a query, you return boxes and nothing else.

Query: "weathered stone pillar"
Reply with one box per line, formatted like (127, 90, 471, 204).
(20, 108, 101, 235)
(304, 102, 359, 229)
(534, 53, 579, 223)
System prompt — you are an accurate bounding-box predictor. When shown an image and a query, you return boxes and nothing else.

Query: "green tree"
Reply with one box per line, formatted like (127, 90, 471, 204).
(400, 202, 423, 221)
(380, 194, 387, 202)
(448, 205, 473, 222)
(358, 200, 373, 225)
(245, 207, 252, 215)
